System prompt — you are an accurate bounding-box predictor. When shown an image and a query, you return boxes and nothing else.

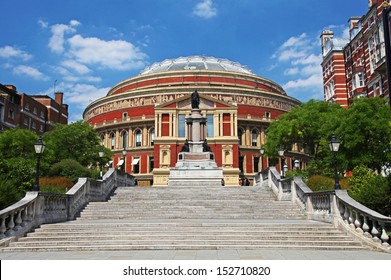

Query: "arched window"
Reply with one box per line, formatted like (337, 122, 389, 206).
(150, 128, 155, 146)
(110, 133, 115, 149)
(252, 129, 259, 147)
(238, 128, 244, 146)
(135, 130, 142, 147)
(122, 131, 128, 149)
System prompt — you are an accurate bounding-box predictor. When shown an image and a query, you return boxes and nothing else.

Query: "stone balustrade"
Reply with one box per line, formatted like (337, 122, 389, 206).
(0, 168, 134, 246)
(258, 169, 391, 251)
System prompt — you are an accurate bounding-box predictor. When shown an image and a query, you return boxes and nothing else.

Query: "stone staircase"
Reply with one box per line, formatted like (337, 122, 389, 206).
(1, 185, 366, 251)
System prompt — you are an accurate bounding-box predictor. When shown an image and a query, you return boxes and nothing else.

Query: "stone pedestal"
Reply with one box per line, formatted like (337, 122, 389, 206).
(168, 106, 223, 187)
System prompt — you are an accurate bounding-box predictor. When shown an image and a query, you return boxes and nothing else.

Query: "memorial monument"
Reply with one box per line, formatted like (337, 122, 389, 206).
(168, 90, 224, 187)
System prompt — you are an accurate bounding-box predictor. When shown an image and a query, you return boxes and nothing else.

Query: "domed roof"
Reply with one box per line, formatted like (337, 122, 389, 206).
(140, 56, 253, 75)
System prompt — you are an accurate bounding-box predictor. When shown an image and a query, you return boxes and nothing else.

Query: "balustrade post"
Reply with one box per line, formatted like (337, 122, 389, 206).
(277, 179, 283, 201)
(371, 220, 381, 243)
(305, 195, 314, 219)
(0, 218, 6, 238)
(362, 216, 371, 238)
(291, 179, 297, 203)
(6, 214, 15, 235)
(380, 224, 390, 247)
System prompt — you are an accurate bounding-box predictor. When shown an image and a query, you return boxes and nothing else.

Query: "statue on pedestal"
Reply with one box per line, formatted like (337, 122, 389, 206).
(191, 90, 200, 109)
(203, 139, 211, 152)
(180, 139, 190, 152)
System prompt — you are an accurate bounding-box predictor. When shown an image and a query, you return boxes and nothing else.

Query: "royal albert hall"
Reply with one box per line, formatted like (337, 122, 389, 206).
(83, 56, 303, 186)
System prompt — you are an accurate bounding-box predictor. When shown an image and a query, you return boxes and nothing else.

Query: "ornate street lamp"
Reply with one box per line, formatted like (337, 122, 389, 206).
(260, 145, 265, 172)
(278, 145, 285, 178)
(34, 136, 46, 192)
(121, 148, 127, 172)
(99, 146, 104, 179)
(294, 159, 300, 170)
(329, 135, 341, 190)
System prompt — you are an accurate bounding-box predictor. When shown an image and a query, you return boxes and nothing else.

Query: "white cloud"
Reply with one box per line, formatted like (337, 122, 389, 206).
(13, 65, 49, 80)
(0, 46, 32, 61)
(67, 34, 148, 70)
(193, 0, 217, 19)
(38, 19, 48, 28)
(49, 20, 80, 53)
(271, 32, 323, 97)
(61, 59, 91, 74)
(284, 68, 299, 76)
(283, 74, 322, 90)
(64, 83, 110, 110)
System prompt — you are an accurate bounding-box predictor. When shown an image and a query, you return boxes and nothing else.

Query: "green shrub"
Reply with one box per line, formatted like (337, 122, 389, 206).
(0, 177, 24, 210)
(348, 168, 391, 216)
(40, 177, 74, 193)
(49, 159, 90, 183)
(307, 175, 334, 192)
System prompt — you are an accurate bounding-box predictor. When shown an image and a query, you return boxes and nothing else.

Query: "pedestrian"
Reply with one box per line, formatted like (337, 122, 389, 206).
(221, 178, 225, 186)
(245, 178, 250, 186)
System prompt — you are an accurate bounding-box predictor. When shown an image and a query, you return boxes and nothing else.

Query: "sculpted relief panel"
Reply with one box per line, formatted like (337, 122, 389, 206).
(85, 93, 294, 120)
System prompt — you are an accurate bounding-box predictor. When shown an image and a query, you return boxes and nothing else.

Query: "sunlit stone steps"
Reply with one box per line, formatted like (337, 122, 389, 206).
(0, 185, 367, 252)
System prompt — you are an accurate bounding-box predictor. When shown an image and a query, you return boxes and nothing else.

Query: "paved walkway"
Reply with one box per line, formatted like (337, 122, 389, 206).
(1, 249, 391, 260)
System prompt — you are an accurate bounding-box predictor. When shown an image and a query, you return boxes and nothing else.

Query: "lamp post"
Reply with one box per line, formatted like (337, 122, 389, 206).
(294, 159, 300, 171)
(260, 145, 265, 172)
(34, 136, 46, 192)
(329, 135, 341, 190)
(121, 148, 127, 172)
(278, 145, 285, 178)
(99, 146, 104, 179)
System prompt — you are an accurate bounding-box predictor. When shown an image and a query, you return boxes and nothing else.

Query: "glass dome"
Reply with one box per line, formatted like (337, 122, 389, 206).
(140, 56, 253, 75)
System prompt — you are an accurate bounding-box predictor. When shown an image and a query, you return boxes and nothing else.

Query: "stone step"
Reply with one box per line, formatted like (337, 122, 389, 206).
(8, 239, 362, 248)
(1, 244, 366, 252)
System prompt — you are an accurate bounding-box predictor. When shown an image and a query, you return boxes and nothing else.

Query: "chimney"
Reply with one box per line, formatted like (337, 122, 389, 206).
(55, 92, 64, 105)
(5, 85, 17, 92)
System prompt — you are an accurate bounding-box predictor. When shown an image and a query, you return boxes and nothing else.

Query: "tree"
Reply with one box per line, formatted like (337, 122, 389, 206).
(0, 129, 39, 192)
(0, 128, 38, 160)
(337, 97, 391, 172)
(265, 97, 391, 176)
(265, 100, 345, 175)
(43, 121, 104, 167)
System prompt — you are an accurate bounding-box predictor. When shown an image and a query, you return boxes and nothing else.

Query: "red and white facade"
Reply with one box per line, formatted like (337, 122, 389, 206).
(83, 56, 302, 186)
(321, 0, 391, 107)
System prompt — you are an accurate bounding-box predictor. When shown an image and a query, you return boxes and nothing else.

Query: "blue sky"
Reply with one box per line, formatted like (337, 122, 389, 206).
(0, 0, 368, 122)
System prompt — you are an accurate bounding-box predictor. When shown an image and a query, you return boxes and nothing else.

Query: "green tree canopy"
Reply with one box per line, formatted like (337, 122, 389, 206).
(265, 97, 391, 175)
(43, 121, 104, 167)
(337, 97, 391, 172)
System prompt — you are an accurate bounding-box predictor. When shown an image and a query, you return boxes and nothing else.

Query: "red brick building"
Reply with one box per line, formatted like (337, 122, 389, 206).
(0, 84, 68, 134)
(83, 56, 302, 186)
(321, 0, 391, 107)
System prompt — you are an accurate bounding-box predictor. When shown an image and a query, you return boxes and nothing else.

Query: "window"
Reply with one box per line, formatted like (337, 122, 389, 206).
(33, 107, 37, 115)
(0, 104, 3, 121)
(149, 129, 155, 146)
(149, 156, 154, 172)
(122, 112, 128, 119)
(252, 129, 258, 147)
(265, 112, 271, 119)
(178, 114, 186, 137)
(239, 156, 244, 173)
(238, 128, 244, 146)
(8, 109, 14, 119)
(132, 157, 140, 174)
(253, 157, 260, 173)
(24, 102, 30, 111)
(122, 131, 128, 149)
(206, 114, 214, 137)
(110, 133, 115, 149)
(135, 130, 142, 147)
